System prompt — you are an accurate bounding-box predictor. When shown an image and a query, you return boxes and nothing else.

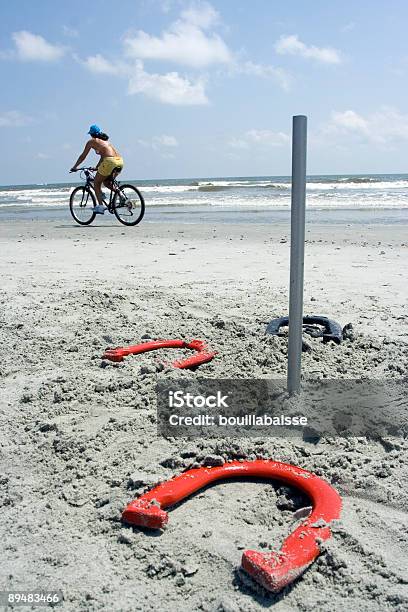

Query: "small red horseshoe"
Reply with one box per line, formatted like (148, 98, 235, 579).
(122, 460, 341, 592)
(102, 339, 216, 369)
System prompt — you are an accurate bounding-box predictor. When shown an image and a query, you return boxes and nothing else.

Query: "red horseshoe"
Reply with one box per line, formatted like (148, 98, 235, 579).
(122, 460, 341, 592)
(102, 339, 216, 369)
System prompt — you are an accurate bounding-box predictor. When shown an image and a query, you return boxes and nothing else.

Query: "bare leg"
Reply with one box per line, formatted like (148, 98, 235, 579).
(94, 172, 105, 206)
(103, 179, 117, 198)
(103, 171, 120, 195)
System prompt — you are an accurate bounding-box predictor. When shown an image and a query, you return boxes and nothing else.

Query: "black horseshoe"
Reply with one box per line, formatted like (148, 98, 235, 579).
(266, 315, 343, 344)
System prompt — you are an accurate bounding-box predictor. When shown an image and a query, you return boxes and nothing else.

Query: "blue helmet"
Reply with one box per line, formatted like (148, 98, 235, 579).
(88, 124, 101, 137)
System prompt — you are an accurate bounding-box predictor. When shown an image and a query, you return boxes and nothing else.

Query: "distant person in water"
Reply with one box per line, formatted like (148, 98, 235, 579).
(70, 125, 124, 214)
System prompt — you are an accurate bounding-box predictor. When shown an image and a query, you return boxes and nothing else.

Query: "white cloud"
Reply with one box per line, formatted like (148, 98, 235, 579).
(228, 137, 249, 150)
(329, 110, 369, 132)
(37, 152, 50, 159)
(275, 34, 342, 64)
(83, 52, 208, 105)
(0, 110, 32, 127)
(83, 54, 119, 74)
(128, 60, 208, 104)
(235, 61, 291, 91)
(228, 129, 290, 150)
(12, 31, 65, 62)
(124, 2, 231, 68)
(246, 129, 290, 146)
(180, 2, 219, 28)
(82, 3, 291, 104)
(154, 134, 179, 147)
(321, 107, 408, 146)
(138, 134, 179, 149)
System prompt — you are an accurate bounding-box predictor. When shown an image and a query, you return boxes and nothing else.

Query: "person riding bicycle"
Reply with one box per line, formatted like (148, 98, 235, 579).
(70, 125, 124, 214)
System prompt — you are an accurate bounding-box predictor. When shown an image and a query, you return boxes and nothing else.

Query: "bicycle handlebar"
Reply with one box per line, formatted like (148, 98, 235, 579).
(70, 167, 95, 173)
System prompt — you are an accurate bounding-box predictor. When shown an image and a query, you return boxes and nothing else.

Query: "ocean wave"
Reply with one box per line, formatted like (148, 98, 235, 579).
(137, 184, 194, 194)
(260, 183, 290, 189)
(1, 175, 408, 210)
(306, 180, 408, 191)
(0, 188, 70, 198)
(330, 176, 381, 184)
(197, 181, 292, 191)
(198, 184, 235, 192)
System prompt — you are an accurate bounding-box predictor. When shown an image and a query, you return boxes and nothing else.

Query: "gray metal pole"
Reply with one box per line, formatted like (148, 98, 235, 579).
(287, 115, 307, 395)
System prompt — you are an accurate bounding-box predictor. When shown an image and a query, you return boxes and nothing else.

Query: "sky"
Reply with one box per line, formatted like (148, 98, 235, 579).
(1, 0, 408, 184)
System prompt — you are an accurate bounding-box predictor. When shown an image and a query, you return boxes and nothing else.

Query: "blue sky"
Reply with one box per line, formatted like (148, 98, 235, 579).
(1, 0, 408, 184)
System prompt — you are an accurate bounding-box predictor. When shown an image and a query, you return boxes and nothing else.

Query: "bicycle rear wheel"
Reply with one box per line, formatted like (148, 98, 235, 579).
(112, 185, 145, 226)
(70, 186, 96, 225)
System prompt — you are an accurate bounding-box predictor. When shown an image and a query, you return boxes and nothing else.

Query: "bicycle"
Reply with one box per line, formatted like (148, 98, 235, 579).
(69, 167, 145, 226)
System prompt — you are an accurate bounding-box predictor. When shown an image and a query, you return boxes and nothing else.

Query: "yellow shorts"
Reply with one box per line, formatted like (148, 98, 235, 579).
(98, 156, 124, 177)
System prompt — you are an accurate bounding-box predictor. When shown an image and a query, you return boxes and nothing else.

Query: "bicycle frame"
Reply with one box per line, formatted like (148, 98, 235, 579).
(81, 168, 121, 212)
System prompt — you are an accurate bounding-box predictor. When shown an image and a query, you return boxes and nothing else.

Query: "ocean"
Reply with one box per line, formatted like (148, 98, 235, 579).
(1, 174, 408, 224)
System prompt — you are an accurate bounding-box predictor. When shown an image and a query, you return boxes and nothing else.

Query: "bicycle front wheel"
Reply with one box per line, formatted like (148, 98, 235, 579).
(112, 185, 145, 226)
(69, 186, 96, 225)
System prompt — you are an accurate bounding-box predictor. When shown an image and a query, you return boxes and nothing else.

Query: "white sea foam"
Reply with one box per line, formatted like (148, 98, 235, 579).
(1, 175, 408, 210)
(306, 180, 408, 191)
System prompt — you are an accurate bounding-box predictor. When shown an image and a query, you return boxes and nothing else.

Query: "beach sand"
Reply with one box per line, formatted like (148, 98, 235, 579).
(1, 217, 407, 611)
